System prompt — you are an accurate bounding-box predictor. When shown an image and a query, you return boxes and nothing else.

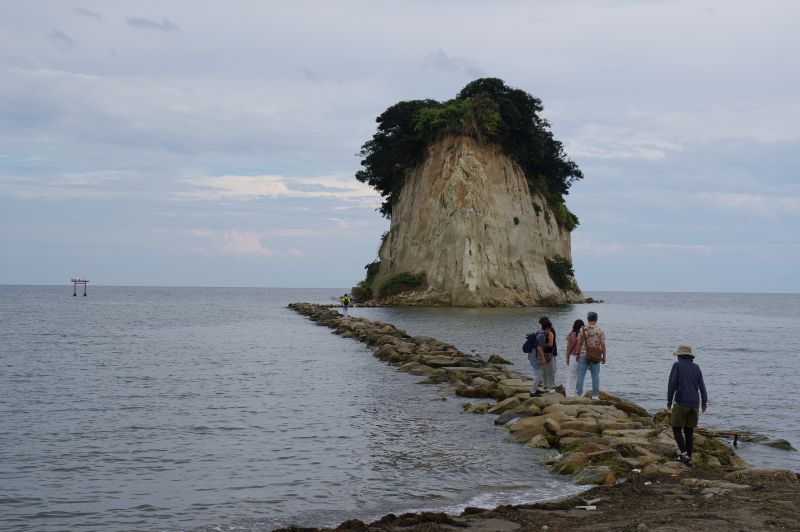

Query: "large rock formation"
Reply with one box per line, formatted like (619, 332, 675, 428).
(366, 135, 582, 306)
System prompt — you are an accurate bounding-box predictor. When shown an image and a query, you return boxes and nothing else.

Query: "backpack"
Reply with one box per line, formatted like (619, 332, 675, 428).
(582, 325, 603, 363)
(522, 333, 537, 354)
(523, 330, 549, 364)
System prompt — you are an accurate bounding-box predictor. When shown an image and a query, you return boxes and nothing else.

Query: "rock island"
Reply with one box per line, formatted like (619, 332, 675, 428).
(352, 79, 584, 307)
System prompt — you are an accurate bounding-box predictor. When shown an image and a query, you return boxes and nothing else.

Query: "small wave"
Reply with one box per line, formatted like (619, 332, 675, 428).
(50, 465, 93, 473)
(0, 497, 43, 506)
(394, 483, 590, 518)
(27, 510, 97, 519)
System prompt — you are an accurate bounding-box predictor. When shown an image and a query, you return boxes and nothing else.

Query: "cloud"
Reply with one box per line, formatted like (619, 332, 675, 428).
(697, 192, 800, 217)
(189, 229, 305, 257)
(573, 238, 715, 256)
(46, 30, 78, 50)
(74, 7, 103, 22)
(423, 50, 484, 78)
(572, 239, 627, 255)
(300, 68, 340, 85)
(126, 17, 180, 32)
(57, 170, 137, 186)
(568, 124, 680, 160)
(641, 243, 715, 256)
(179, 173, 380, 203)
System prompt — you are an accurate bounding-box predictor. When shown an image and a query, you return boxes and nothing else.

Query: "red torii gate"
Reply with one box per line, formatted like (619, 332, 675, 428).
(71, 278, 89, 297)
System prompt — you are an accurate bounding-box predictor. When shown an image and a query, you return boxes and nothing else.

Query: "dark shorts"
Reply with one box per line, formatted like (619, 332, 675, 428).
(671, 404, 699, 428)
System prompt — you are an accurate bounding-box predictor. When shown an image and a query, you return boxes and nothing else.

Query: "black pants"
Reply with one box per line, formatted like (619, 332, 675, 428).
(672, 426, 694, 456)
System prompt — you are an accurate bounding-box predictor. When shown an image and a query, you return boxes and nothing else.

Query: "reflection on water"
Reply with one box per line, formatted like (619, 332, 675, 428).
(1, 286, 585, 532)
(356, 291, 800, 472)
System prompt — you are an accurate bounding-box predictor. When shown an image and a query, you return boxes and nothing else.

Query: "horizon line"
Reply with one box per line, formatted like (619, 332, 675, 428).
(0, 283, 797, 296)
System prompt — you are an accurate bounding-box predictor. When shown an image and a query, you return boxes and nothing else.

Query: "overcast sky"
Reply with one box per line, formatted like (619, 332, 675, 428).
(1, 0, 798, 292)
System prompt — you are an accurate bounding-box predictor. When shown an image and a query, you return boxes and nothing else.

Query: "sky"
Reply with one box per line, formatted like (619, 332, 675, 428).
(1, 0, 798, 292)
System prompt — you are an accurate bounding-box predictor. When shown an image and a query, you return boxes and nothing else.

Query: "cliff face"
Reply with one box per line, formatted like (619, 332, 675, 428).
(369, 136, 582, 306)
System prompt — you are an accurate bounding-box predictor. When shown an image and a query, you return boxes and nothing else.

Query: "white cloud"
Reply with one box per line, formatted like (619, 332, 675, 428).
(58, 170, 137, 186)
(698, 192, 800, 216)
(423, 50, 484, 78)
(572, 239, 627, 255)
(189, 229, 305, 258)
(574, 238, 714, 256)
(179, 173, 380, 203)
(568, 123, 680, 160)
(641, 243, 715, 256)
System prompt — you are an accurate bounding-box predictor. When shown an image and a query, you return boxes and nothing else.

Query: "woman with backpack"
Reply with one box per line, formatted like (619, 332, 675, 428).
(564, 319, 584, 397)
(540, 317, 557, 393)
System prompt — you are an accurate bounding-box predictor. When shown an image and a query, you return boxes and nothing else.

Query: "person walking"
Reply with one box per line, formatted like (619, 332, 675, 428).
(340, 293, 351, 316)
(575, 311, 606, 400)
(564, 319, 584, 397)
(667, 345, 708, 466)
(540, 317, 557, 393)
(522, 319, 548, 397)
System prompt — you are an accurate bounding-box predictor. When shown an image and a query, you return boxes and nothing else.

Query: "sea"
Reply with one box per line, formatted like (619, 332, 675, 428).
(1, 286, 798, 531)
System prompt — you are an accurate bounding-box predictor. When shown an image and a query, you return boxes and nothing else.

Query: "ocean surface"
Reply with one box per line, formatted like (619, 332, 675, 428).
(1, 286, 797, 531)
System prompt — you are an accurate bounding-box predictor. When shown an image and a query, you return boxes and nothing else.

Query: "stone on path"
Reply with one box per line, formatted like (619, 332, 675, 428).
(487, 396, 521, 415)
(573, 465, 617, 485)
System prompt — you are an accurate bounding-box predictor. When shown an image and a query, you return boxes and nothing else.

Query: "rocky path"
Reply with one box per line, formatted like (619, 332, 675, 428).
(283, 303, 800, 531)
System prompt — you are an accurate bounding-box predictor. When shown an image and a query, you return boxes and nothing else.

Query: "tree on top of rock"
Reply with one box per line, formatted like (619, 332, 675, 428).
(355, 78, 583, 229)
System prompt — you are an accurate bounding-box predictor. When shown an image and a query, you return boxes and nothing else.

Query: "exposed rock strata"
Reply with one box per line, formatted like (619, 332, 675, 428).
(366, 136, 583, 307)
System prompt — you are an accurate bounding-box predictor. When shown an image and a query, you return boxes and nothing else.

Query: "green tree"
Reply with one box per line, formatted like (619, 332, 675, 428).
(356, 78, 583, 227)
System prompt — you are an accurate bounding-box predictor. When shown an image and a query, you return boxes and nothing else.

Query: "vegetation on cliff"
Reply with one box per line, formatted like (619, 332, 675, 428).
(378, 272, 426, 297)
(546, 255, 577, 292)
(351, 260, 381, 302)
(356, 78, 583, 228)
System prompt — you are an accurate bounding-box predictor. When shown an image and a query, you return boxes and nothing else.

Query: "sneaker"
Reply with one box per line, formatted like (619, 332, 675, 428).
(591, 395, 600, 401)
(547, 388, 556, 393)
(531, 391, 543, 397)
(680, 455, 694, 467)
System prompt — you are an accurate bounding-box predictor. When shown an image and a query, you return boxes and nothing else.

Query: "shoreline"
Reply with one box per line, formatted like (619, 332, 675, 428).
(284, 303, 800, 531)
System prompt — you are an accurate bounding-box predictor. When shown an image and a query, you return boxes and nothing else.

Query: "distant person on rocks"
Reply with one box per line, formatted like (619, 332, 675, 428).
(575, 311, 606, 400)
(564, 319, 585, 397)
(540, 317, 557, 393)
(667, 345, 708, 466)
(522, 318, 549, 397)
(340, 293, 351, 316)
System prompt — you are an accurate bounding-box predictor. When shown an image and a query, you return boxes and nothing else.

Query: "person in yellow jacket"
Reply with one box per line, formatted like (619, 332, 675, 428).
(340, 294, 351, 315)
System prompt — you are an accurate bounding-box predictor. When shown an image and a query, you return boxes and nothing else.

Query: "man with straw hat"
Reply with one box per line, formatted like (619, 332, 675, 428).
(667, 345, 708, 466)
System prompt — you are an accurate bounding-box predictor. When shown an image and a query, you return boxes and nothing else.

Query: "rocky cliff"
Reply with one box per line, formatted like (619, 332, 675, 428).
(366, 135, 582, 306)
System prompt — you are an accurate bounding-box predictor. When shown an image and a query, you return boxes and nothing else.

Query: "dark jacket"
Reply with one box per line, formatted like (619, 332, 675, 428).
(667, 357, 708, 408)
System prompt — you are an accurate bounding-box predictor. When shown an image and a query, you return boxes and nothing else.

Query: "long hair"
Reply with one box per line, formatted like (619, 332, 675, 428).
(572, 319, 585, 336)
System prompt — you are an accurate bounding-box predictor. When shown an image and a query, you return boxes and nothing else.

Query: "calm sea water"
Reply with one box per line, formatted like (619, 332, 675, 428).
(0, 286, 797, 531)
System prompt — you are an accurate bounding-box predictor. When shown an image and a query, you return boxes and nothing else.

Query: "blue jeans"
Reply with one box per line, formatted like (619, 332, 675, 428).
(576, 356, 600, 397)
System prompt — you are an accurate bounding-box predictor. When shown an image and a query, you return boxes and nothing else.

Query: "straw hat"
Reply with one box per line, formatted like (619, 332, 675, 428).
(673, 345, 695, 358)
